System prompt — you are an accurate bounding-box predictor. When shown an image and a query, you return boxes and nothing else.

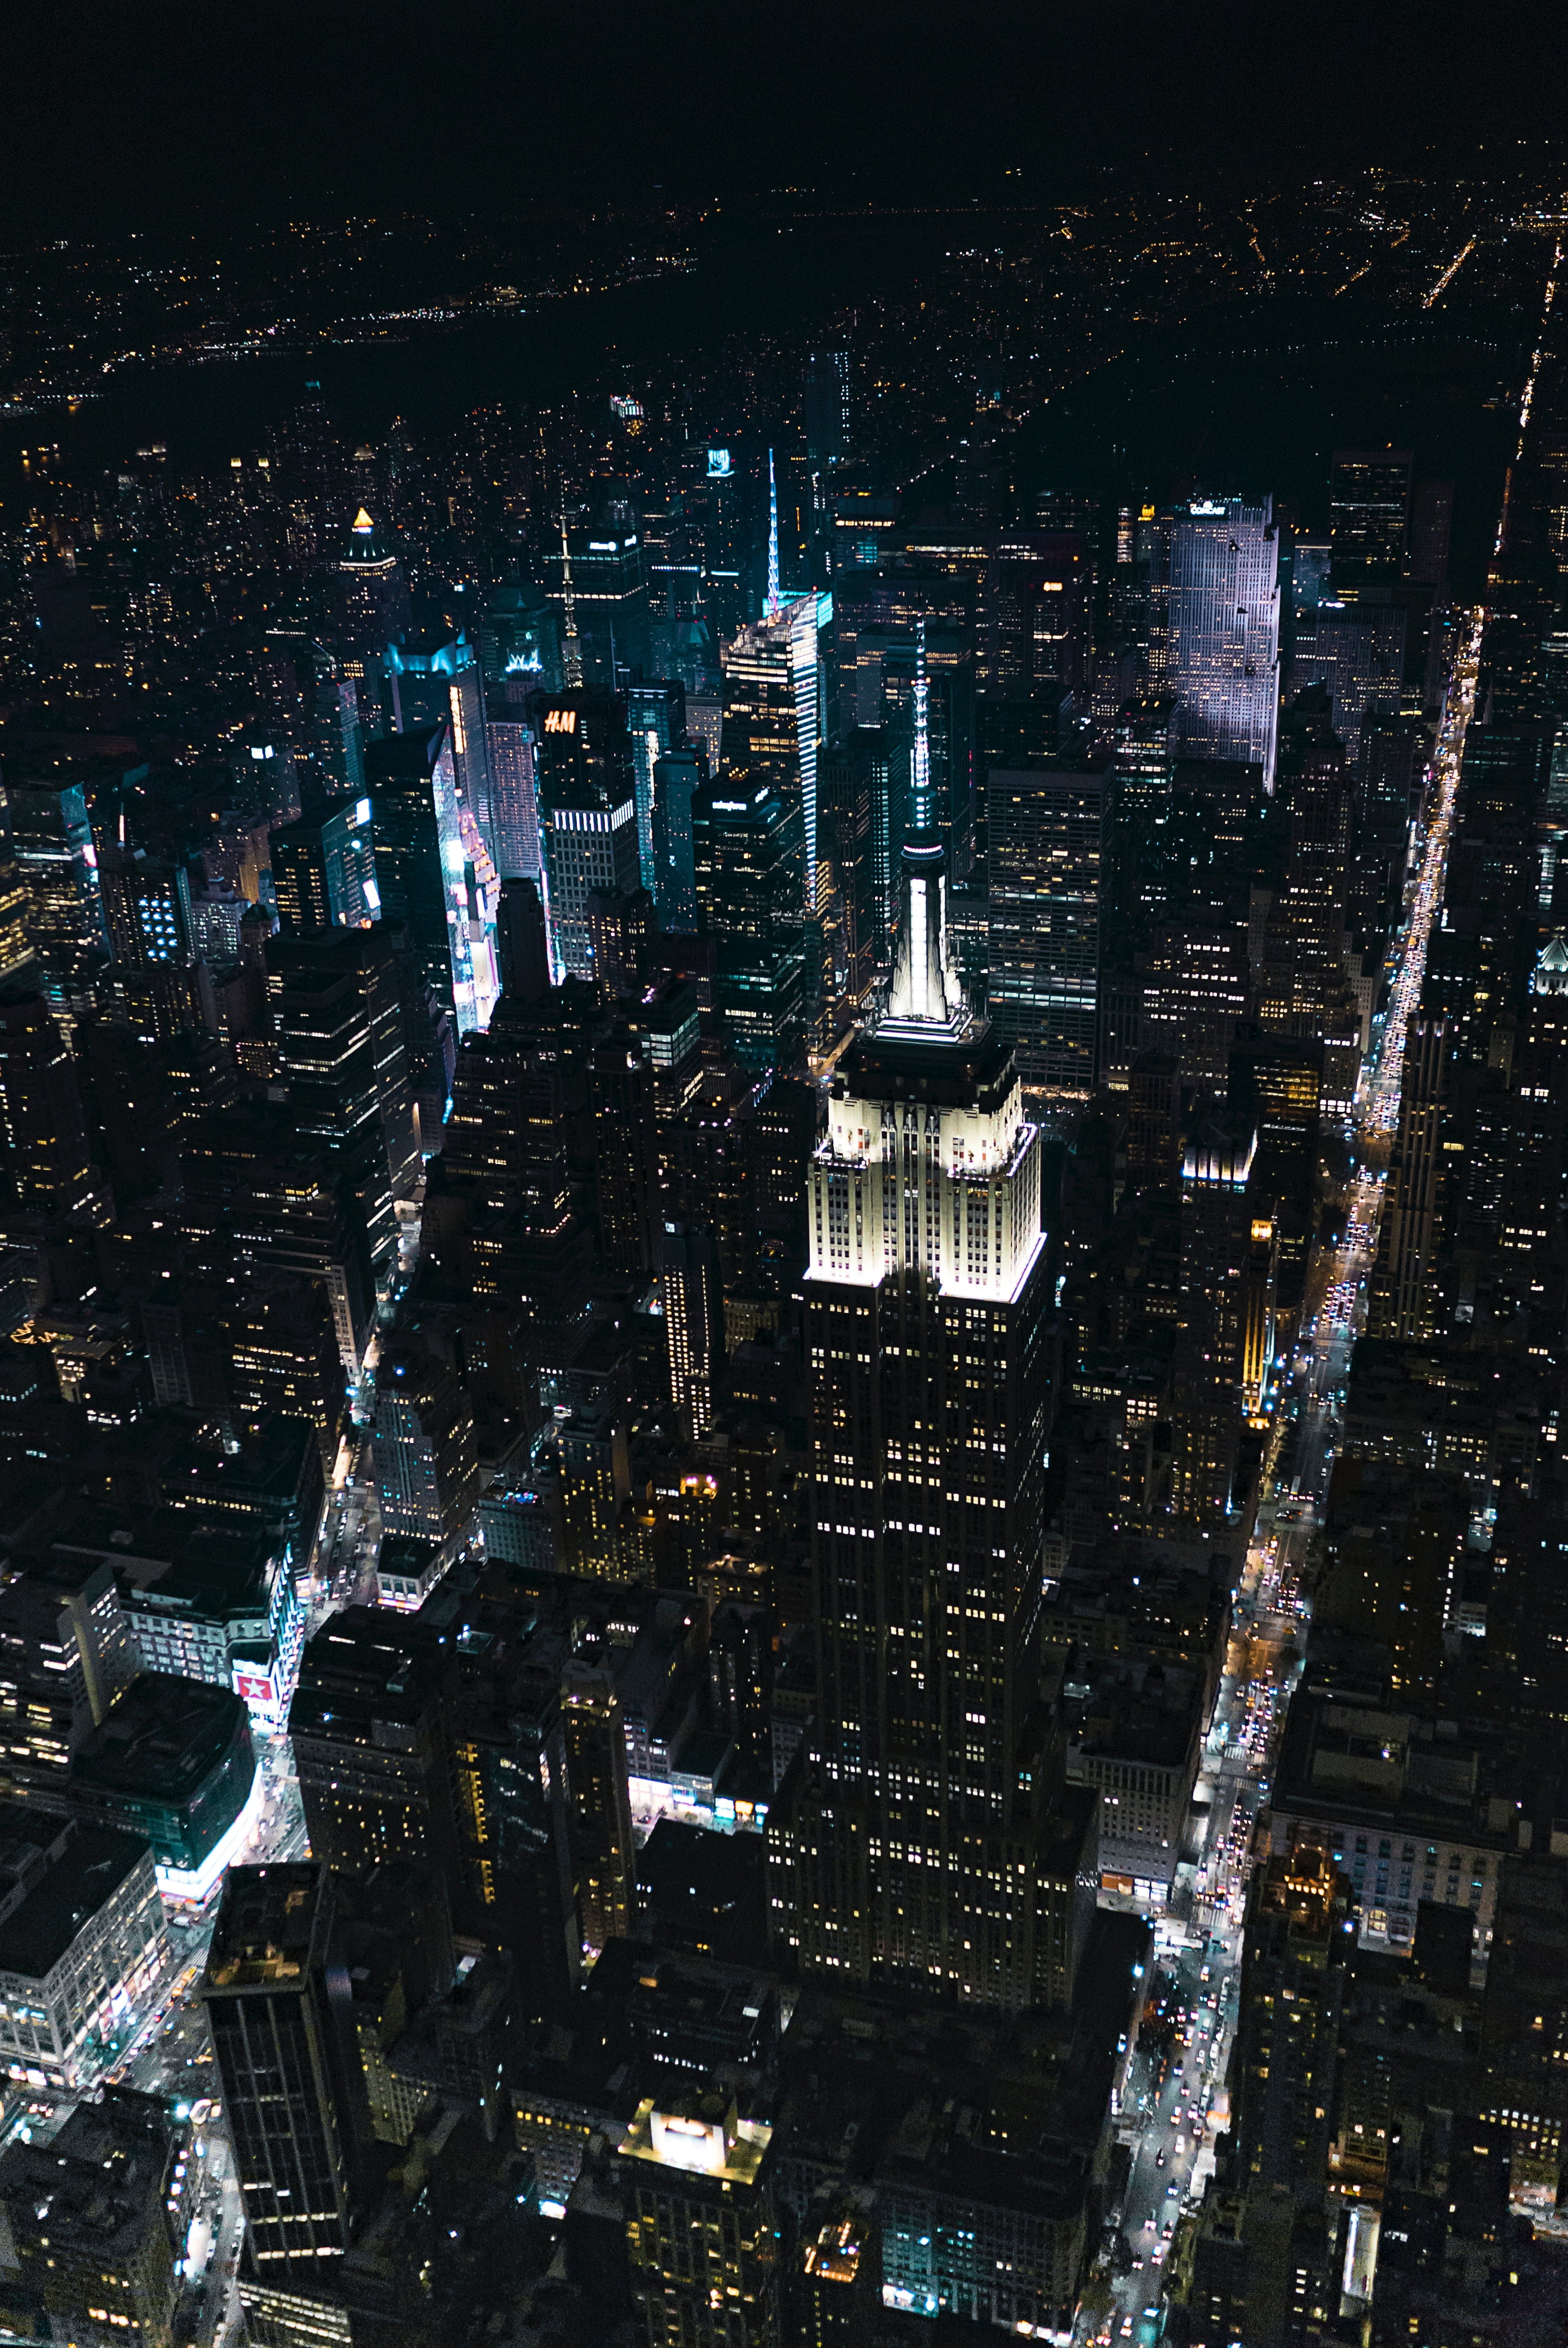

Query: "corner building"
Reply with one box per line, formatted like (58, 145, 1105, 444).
(770, 840, 1096, 2009)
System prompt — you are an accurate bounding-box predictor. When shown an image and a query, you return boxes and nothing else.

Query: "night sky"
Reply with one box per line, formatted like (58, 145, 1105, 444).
(7, 0, 1567, 235)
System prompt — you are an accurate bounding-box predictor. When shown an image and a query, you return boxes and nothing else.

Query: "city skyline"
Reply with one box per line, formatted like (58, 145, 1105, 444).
(0, 49, 1565, 2348)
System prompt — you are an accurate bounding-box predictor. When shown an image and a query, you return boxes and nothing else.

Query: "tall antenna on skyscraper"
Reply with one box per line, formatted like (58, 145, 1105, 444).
(912, 616, 931, 833)
(559, 507, 583, 689)
(766, 448, 781, 619)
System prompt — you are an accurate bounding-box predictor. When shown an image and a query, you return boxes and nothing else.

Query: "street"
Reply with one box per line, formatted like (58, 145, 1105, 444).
(1094, 608, 1481, 2345)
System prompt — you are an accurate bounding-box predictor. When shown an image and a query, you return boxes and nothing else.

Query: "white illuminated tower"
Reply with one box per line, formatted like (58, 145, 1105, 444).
(910, 616, 932, 833)
(769, 839, 1098, 2011)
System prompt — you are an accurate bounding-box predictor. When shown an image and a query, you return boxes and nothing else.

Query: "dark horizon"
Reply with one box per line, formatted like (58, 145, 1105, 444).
(8, 0, 1568, 238)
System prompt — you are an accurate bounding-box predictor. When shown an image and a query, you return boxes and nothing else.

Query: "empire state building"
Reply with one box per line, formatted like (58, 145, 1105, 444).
(770, 838, 1098, 2011)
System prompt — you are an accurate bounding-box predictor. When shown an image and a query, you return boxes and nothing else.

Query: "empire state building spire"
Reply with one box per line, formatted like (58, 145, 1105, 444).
(885, 837, 968, 1036)
(910, 615, 931, 832)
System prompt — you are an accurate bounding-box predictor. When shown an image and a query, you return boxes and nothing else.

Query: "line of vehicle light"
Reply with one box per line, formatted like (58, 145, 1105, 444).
(1423, 236, 1477, 309)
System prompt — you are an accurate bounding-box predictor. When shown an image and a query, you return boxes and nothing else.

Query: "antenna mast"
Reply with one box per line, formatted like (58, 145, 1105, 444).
(559, 508, 583, 689)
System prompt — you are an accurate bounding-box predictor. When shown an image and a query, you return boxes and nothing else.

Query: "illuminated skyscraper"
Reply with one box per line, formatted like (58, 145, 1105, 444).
(372, 1333, 479, 1547)
(1151, 498, 1281, 785)
(201, 1863, 371, 2280)
(720, 593, 831, 915)
(485, 711, 542, 882)
(1329, 447, 1413, 603)
(532, 690, 639, 980)
(661, 1219, 723, 1437)
(561, 1667, 636, 1958)
(692, 773, 805, 1072)
(651, 751, 703, 933)
(266, 927, 419, 1268)
(367, 724, 498, 1038)
(270, 793, 378, 936)
(1173, 1106, 1258, 1526)
(986, 765, 1111, 1097)
(1, 781, 108, 987)
(770, 841, 1098, 2009)
(804, 348, 852, 473)
(614, 2093, 780, 2348)
(627, 678, 687, 894)
(386, 627, 494, 844)
(545, 516, 650, 685)
(99, 849, 194, 966)
(334, 508, 410, 711)
(1286, 606, 1407, 767)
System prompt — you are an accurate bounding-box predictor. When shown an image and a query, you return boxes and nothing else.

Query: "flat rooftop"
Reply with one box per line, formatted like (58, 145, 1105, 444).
(205, 1862, 329, 1991)
(72, 1671, 250, 1802)
(0, 1810, 152, 1982)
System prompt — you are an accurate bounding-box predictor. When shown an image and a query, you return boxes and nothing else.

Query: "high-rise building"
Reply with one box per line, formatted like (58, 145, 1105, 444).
(692, 774, 805, 1072)
(429, 980, 594, 1330)
(201, 1863, 371, 2278)
(385, 627, 494, 842)
(367, 723, 498, 1037)
(0, 985, 106, 1233)
(0, 1557, 137, 1804)
(817, 732, 879, 1003)
(1369, 1013, 1451, 1342)
(986, 765, 1111, 1097)
(1, 780, 109, 988)
(1172, 1106, 1258, 1526)
(0, 2089, 180, 2346)
(99, 848, 194, 966)
(661, 1219, 723, 1436)
(805, 348, 852, 472)
(0, 838, 33, 988)
(372, 1332, 479, 1547)
(0, 1808, 175, 2093)
(1286, 606, 1407, 769)
(532, 690, 639, 980)
(494, 876, 550, 1000)
(627, 680, 687, 895)
(334, 507, 410, 680)
(181, 1102, 377, 1374)
(1150, 498, 1281, 785)
(721, 594, 830, 915)
(1407, 476, 1453, 589)
(1232, 1844, 1354, 2196)
(560, 1666, 636, 1959)
(614, 2091, 781, 2348)
(1258, 688, 1354, 1045)
(267, 927, 420, 1268)
(485, 710, 543, 882)
(545, 516, 651, 685)
(1329, 447, 1413, 603)
(651, 751, 703, 933)
(1138, 926, 1253, 1087)
(289, 1612, 460, 1888)
(270, 793, 378, 936)
(770, 841, 1098, 2009)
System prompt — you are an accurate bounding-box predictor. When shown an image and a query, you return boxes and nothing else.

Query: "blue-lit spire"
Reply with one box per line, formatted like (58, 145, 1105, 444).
(911, 615, 931, 832)
(766, 448, 781, 618)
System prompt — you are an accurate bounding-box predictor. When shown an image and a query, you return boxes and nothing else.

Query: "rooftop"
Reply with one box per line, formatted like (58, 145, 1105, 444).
(205, 1862, 329, 1990)
(72, 1671, 251, 1803)
(0, 1809, 152, 1982)
(0, 2089, 173, 2260)
(616, 2090, 771, 2187)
